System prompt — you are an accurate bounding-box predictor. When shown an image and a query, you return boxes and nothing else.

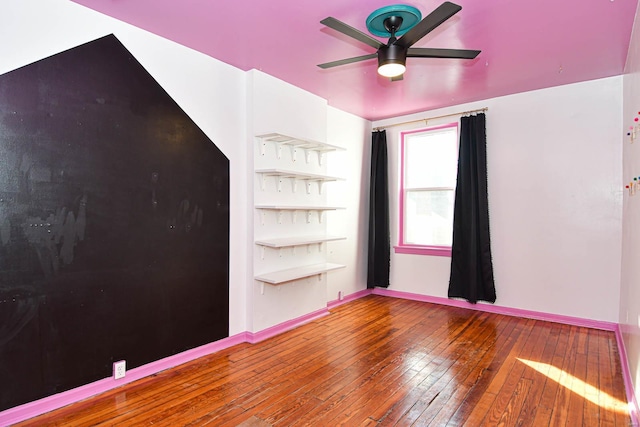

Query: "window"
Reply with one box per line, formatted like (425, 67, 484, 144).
(395, 123, 458, 256)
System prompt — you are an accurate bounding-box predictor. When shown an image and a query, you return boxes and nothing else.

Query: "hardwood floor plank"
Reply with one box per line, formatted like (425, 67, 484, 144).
(515, 322, 565, 425)
(606, 331, 631, 427)
(540, 325, 580, 427)
(494, 377, 533, 427)
(427, 316, 518, 426)
(461, 318, 537, 425)
(398, 315, 508, 426)
(594, 330, 618, 427)
(292, 308, 478, 420)
(12, 295, 632, 427)
(372, 312, 492, 426)
(480, 319, 553, 426)
(220, 299, 433, 426)
(584, 329, 602, 426)
(565, 352, 588, 427)
(444, 316, 523, 426)
(550, 326, 582, 426)
(148, 300, 421, 425)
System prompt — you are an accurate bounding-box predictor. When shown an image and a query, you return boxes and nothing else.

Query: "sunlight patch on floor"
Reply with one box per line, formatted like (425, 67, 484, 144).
(517, 358, 629, 413)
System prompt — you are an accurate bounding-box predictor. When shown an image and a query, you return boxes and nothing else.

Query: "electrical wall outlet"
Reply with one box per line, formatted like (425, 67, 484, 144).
(113, 360, 126, 380)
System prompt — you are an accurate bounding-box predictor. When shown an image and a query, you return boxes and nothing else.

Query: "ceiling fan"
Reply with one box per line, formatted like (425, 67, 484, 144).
(317, 1, 480, 80)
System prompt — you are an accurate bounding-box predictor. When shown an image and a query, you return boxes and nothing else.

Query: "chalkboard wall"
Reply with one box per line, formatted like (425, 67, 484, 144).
(0, 34, 230, 411)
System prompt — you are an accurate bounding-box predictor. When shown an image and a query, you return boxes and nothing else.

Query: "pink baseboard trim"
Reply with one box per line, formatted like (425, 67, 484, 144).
(246, 307, 330, 343)
(0, 332, 248, 426)
(371, 288, 618, 331)
(327, 288, 373, 310)
(615, 325, 640, 426)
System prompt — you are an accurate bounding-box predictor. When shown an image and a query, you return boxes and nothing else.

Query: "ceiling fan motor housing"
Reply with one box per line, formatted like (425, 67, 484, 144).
(378, 43, 407, 68)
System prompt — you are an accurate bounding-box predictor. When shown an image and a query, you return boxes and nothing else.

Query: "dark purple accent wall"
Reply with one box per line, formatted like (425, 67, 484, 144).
(0, 34, 230, 411)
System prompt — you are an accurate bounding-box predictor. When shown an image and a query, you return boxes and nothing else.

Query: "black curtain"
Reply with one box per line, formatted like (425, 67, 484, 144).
(448, 113, 496, 303)
(367, 130, 390, 289)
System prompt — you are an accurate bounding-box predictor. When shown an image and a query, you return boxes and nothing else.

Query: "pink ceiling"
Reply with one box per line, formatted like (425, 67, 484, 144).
(71, 0, 637, 121)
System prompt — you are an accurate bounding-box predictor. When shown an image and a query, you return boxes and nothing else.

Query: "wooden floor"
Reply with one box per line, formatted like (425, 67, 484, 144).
(15, 295, 632, 426)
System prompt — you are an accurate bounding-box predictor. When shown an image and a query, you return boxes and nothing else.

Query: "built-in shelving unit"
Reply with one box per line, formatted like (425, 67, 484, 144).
(254, 132, 346, 289)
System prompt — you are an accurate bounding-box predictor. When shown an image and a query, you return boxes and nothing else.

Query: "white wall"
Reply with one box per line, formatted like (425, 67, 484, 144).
(621, 0, 640, 407)
(1, 0, 250, 334)
(326, 107, 371, 301)
(374, 77, 623, 323)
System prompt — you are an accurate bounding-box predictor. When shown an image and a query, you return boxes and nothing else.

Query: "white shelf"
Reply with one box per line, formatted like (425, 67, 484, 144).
(256, 132, 344, 164)
(255, 205, 344, 224)
(255, 262, 345, 285)
(256, 133, 344, 152)
(256, 169, 343, 181)
(255, 235, 345, 248)
(255, 168, 344, 193)
(255, 205, 344, 211)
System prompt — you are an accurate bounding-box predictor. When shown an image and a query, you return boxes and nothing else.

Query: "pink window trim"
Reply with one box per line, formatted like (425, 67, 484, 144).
(398, 122, 458, 257)
(394, 245, 452, 257)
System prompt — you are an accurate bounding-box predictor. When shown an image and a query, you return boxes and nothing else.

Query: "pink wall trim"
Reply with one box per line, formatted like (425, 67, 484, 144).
(327, 288, 373, 309)
(246, 307, 330, 343)
(615, 325, 640, 426)
(393, 245, 452, 257)
(0, 332, 248, 426)
(371, 288, 618, 331)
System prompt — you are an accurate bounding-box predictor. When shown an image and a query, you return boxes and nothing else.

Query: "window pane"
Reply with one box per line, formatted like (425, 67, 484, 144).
(405, 190, 454, 246)
(405, 128, 457, 188)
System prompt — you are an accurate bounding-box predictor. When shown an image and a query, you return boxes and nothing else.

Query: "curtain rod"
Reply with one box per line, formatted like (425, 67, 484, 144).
(373, 107, 488, 132)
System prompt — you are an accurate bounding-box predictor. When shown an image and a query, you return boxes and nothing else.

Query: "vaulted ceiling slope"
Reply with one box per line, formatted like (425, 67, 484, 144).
(71, 0, 638, 121)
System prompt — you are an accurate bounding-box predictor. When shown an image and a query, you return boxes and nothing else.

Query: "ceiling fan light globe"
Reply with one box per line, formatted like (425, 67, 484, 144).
(378, 62, 406, 78)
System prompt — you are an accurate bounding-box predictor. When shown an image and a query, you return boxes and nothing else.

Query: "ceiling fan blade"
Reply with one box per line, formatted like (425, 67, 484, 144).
(317, 53, 378, 69)
(395, 2, 462, 49)
(320, 17, 384, 50)
(407, 47, 480, 59)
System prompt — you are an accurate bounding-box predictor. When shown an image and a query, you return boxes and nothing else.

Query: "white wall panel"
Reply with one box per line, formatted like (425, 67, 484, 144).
(326, 107, 371, 301)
